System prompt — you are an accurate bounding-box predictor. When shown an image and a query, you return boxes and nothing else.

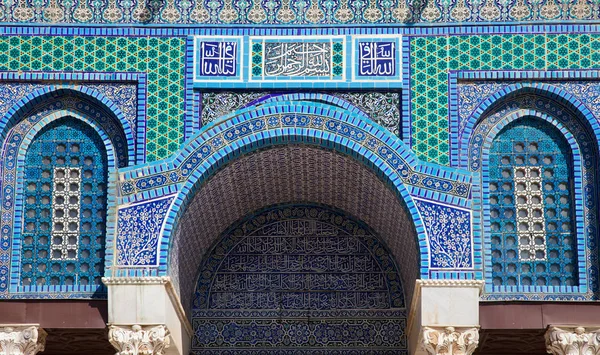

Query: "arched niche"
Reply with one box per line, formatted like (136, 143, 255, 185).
(168, 144, 421, 352)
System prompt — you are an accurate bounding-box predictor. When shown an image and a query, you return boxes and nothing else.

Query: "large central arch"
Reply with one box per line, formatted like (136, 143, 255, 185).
(169, 143, 420, 352)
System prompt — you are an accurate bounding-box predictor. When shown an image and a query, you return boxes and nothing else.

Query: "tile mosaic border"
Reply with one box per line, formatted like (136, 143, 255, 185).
(0, 71, 146, 164)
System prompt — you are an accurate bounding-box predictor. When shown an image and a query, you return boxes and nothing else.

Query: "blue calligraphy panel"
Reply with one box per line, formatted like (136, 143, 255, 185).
(359, 42, 396, 76)
(194, 37, 242, 82)
(354, 37, 402, 82)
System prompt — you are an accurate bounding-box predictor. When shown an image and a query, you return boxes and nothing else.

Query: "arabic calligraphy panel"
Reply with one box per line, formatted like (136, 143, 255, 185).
(250, 37, 345, 81)
(194, 36, 243, 82)
(191, 205, 407, 353)
(353, 36, 402, 82)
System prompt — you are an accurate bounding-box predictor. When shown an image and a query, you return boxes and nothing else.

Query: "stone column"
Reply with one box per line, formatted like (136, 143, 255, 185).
(408, 280, 484, 355)
(109, 324, 171, 355)
(421, 326, 479, 355)
(0, 325, 46, 355)
(545, 326, 600, 355)
(103, 276, 192, 355)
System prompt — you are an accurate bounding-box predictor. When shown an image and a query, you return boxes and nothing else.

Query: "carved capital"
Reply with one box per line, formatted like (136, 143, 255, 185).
(421, 326, 479, 355)
(108, 324, 171, 355)
(0, 325, 46, 355)
(545, 326, 600, 355)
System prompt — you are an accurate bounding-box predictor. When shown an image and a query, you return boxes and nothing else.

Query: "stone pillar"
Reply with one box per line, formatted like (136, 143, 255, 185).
(109, 324, 171, 355)
(545, 326, 600, 355)
(0, 325, 46, 355)
(408, 280, 484, 355)
(103, 276, 192, 355)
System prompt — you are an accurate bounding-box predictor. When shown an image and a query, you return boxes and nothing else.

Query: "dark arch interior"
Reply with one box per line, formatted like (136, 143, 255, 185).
(170, 145, 420, 318)
(191, 203, 407, 352)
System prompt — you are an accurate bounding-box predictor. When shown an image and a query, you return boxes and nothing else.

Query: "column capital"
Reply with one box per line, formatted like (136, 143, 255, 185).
(0, 325, 46, 355)
(108, 324, 171, 355)
(421, 326, 480, 355)
(545, 326, 600, 355)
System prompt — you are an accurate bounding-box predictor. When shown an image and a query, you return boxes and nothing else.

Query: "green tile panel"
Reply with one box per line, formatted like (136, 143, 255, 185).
(410, 34, 600, 165)
(0, 36, 186, 162)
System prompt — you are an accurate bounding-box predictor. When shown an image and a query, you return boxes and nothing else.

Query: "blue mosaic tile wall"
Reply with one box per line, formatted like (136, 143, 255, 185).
(21, 118, 108, 288)
(1, 8, 600, 306)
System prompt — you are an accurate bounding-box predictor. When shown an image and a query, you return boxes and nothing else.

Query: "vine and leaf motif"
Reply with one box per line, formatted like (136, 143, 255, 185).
(200, 91, 402, 137)
(116, 197, 174, 266)
(415, 199, 472, 269)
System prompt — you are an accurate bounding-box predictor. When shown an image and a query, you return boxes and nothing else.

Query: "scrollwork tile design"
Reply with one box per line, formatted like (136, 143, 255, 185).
(3, 0, 600, 24)
(200, 91, 402, 136)
(414, 199, 472, 269)
(116, 196, 174, 266)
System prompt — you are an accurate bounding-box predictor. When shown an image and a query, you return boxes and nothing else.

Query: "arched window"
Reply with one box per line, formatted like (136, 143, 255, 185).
(489, 117, 577, 287)
(20, 118, 108, 287)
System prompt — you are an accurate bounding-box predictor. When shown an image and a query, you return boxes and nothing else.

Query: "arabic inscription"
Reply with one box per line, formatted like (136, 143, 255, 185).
(358, 41, 396, 77)
(198, 41, 237, 77)
(264, 42, 332, 77)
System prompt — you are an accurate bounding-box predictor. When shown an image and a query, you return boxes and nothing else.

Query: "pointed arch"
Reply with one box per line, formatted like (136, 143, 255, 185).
(159, 101, 432, 313)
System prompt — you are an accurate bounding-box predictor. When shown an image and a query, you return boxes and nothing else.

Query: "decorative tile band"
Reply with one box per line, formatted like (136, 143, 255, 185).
(118, 111, 471, 200)
(2, 0, 600, 25)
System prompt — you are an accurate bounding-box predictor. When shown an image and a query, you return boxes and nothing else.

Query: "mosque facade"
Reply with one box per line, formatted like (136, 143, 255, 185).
(0, 1, 599, 354)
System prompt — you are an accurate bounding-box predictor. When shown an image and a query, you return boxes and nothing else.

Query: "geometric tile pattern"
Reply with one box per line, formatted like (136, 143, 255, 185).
(1, 0, 600, 24)
(0, 36, 185, 162)
(411, 34, 600, 165)
(191, 205, 406, 353)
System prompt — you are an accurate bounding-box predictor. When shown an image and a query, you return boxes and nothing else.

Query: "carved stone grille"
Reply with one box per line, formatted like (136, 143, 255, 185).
(20, 118, 108, 287)
(513, 166, 547, 261)
(191, 205, 407, 353)
(50, 167, 81, 260)
(489, 118, 577, 288)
